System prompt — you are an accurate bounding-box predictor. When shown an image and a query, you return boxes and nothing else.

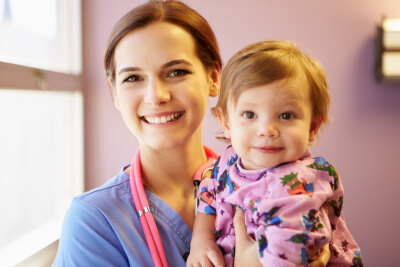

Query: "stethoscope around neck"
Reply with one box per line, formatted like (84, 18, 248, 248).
(129, 145, 219, 267)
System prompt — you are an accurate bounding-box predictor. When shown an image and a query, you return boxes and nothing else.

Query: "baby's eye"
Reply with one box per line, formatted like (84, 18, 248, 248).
(243, 111, 257, 119)
(279, 112, 294, 120)
(168, 69, 189, 77)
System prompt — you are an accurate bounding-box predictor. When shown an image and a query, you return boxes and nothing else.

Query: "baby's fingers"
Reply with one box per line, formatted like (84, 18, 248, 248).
(186, 252, 219, 267)
(207, 249, 224, 267)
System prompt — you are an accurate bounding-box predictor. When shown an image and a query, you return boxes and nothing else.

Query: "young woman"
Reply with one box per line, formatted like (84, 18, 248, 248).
(53, 2, 330, 266)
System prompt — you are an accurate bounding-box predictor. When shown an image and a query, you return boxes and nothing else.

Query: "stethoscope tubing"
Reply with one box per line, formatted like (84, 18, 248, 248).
(130, 146, 218, 267)
(130, 150, 168, 267)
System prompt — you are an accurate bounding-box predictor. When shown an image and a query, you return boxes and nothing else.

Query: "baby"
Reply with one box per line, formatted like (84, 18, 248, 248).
(187, 41, 363, 266)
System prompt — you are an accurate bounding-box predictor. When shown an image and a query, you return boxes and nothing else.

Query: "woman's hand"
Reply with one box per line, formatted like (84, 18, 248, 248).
(233, 208, 262, 267)
(310, 202, 330, 266)
(310, 243, 330, 267)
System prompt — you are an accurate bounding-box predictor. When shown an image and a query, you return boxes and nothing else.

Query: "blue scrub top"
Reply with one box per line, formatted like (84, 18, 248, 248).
(53, 166, 192, 266)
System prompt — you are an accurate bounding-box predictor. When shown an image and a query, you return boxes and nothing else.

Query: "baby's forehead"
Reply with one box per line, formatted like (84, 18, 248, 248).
(232, 73, 309, 99)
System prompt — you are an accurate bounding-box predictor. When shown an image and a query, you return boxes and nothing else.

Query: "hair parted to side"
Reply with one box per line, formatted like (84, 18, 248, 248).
(215, 40, 330, 139)
(104, 0, 221, 87)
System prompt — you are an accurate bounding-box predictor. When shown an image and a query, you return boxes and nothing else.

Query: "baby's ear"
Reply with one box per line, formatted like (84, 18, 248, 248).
(309, 115, 322, 142)
(216, 108, 231, 139)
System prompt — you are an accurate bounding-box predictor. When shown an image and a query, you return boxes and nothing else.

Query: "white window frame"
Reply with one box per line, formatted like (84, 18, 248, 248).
(0, 0, 82, 74)
(0, 0, 83, 266)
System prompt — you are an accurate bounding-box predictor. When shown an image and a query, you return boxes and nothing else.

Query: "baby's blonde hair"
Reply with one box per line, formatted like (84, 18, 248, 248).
(214, 41, 330, 140)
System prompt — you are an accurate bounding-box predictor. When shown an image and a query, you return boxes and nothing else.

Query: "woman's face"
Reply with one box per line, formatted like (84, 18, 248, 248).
(111, 22, 219, 150)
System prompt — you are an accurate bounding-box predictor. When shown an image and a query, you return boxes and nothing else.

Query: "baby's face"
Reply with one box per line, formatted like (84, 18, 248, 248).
(220, 75, 320, 170)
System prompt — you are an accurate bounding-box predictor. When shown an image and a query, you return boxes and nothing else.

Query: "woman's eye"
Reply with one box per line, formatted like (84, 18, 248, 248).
(279, 112, 294, 120)
(168, 69, 189, 77)
(243, 111, 257, 119)
(123, 75, 141, 83)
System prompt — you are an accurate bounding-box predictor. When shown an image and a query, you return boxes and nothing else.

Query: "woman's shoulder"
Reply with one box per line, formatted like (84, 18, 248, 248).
(66, 166, 135, 224)
(54, 166, 153, 266)
(59, 165, 138, 245)
(75, 166, 131, 205)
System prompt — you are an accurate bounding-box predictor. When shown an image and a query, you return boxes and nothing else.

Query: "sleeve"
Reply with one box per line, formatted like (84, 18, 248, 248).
(197, 177, 217, 215)
(326, 171, 363, 266)
(196, 155, 223, 215)
(52, 198, 129, 267)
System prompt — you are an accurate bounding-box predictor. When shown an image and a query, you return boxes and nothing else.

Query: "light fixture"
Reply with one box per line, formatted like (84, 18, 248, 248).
(376, 18, 400, 82)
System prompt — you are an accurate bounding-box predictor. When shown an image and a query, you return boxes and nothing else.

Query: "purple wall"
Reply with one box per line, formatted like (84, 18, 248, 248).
(82, 1, 400, 265)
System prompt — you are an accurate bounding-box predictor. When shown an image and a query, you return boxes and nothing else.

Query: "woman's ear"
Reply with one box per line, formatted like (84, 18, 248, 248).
(309, 115, 322, 142)
(108, 77, 120, 110)
(216, 108, 231, 139)
(209, 61, 221, 97)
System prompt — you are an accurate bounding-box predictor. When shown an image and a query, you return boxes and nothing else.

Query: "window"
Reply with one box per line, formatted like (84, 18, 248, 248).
(0, 0, 83, 266)
(0, 90, 83, 266)
(0, 0, 81, 74)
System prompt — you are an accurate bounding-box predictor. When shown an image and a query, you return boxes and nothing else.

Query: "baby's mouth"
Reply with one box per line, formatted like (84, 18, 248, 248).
(141, 111, 184, 124)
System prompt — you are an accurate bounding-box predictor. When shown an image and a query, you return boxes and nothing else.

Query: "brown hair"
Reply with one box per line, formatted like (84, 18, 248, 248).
(215, 41, 330, 130)
(104, 0, 221, 87)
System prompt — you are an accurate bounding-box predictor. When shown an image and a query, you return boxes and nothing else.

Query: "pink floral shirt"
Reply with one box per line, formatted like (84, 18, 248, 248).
(197, 146, 362, 267)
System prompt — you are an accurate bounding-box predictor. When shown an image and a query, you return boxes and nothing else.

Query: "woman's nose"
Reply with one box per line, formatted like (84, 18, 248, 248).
(144, 79, 171, 105)
(257, 122, 279, 138)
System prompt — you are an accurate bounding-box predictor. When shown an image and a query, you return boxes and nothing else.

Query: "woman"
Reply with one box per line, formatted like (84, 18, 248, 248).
(53, 1, 329, 266)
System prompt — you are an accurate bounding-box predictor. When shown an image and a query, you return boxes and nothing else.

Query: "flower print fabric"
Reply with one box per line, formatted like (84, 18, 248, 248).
(197, 146, 363, 267)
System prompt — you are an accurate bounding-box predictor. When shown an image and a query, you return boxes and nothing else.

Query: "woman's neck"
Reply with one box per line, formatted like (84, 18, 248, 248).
(139, 142, 207, 193)
(136, 139, 208, 229)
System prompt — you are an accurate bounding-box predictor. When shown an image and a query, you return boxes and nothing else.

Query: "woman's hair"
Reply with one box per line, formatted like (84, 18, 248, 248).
(215, 40, 330, 129)
(104, 0, 221, 87)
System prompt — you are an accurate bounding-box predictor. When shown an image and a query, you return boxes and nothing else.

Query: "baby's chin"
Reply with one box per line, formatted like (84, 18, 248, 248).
(239, 159, 279, 171)
(240, 155, 303, 171)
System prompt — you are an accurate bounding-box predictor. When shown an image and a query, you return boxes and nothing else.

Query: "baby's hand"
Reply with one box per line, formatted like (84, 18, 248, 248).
(186, 239, 224, 267)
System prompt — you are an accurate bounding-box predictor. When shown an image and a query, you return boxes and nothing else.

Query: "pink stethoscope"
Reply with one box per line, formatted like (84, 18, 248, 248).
(129, 145, 219, 267)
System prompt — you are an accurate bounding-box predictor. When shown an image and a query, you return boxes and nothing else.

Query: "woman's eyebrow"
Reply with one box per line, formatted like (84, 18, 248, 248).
(118, 66, 141, 75)
(162, 59, 192, 68)
(117, 59, 192, 75)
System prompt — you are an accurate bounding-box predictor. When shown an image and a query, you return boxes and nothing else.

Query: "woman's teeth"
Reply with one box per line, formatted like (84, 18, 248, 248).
(143, 112, 183, 124)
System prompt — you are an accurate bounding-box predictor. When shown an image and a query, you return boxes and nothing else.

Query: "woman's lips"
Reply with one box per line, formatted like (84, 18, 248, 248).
(140, 111, 185, 124)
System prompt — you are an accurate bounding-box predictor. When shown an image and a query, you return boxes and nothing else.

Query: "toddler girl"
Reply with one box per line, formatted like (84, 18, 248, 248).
(187, 41, 362, 267)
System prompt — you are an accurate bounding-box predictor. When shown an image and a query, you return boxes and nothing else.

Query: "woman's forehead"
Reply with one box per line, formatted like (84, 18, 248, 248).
(114, 22, 199, 70)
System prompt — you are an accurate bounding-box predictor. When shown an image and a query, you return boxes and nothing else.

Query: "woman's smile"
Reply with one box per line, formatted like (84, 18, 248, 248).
(141, 111, 185, 124)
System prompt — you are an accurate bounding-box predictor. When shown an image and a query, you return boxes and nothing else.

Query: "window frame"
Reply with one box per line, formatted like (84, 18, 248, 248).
(0, 0, 83, 265)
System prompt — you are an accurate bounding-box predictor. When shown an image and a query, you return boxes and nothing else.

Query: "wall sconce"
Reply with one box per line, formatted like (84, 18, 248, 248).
(376, 18, 400, 82)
